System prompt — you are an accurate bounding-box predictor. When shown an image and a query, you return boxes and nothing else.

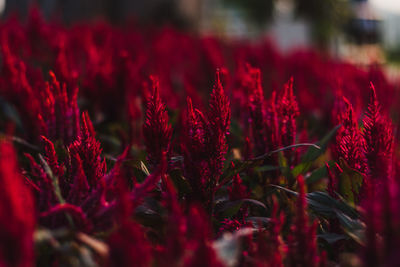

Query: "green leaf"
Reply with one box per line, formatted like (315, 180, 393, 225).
(245, 216, 271, 225)
(335, 210, 365, 245)
(318, 233, 348, 244)
(217, 200, 243, 218)
(0, 96, 24, 130)
(254, 165, 280, 172)
(216, 198, 267, 218)
(305, 161, 335, 185)
(270, 186, 359, 220)
(241, 199, 267, 210)
(221, 143, 320, 183)
(169, 169, 192, 195)
(302, 124, 341, 163)
(292, 125, 341, 176)
(338, 158, 363, 204)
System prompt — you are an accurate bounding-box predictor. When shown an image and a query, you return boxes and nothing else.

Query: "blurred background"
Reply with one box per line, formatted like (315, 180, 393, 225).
(3, 0, 400, 71)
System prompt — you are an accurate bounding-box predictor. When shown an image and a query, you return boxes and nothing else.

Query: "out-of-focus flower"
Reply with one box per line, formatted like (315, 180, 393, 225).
(0, 140, 35, 267)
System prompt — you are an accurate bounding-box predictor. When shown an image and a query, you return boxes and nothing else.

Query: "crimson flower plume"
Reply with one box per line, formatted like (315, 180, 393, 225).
(143, 76, 172, 167)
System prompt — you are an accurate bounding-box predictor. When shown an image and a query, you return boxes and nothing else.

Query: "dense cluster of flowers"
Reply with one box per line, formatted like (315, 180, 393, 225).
(1, 7, 400, 267)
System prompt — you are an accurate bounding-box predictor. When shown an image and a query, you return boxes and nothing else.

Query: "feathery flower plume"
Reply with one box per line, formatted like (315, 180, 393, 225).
(335, 97, 366, 174)
(69, 112, 106, 188)
(182, 97, 209, 205)
(247, 65, 267, 156)
(39, 71, 80, 144)
(362, 83, 394, 184)
(143, 76, 172, 167)
(183, 70, 231, 210)
(207, 69, 231, 177)
(278, 77, 299, 167)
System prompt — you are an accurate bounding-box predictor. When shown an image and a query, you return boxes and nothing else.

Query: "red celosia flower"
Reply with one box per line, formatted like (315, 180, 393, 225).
(362, 83, 394, 184)
(182, 70, 231, 210)
(39, 71, 80, 144)
(69, 112, 106, 188)
(247, 65, 267, 156)
(143, 76, 172, 167)
(278, 77, 299, 167)
(0, 140, 35, 267)
(207, 69, 231, 178)
(334, 96, 366, 174)
(182, 71, 230, 213)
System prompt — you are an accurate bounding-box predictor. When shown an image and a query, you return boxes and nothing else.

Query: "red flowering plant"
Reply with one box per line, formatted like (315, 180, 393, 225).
(1, 7, 400, 267)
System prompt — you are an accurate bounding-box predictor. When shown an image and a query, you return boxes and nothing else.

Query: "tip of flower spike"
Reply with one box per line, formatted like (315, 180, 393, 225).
(214, 68, 224, 92)
(40, 135, 52, 145)
(284, 77, 294, 97)
(48, 70, 57, 83)
(149, 75, 160, 95)
(369, 82, 377, 103)
(187, 97, 195, 118)
(81, 111, 96, 138)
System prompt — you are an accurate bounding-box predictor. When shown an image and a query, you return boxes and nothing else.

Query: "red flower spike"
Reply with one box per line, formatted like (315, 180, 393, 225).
(278, 77, 299, 167)
(0, 141, 35, 267)
(209, 69, 231, 137)
(69, 112, 105, 187)
(183, 71, 231, 210)
(81, 111, 96, 139)
(362, 83, 394, 184)
(247, 65, 267, 156)
(334, 96, 366, 175)
(142, 76, 172, 167)
(207, 69, 231, 183)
